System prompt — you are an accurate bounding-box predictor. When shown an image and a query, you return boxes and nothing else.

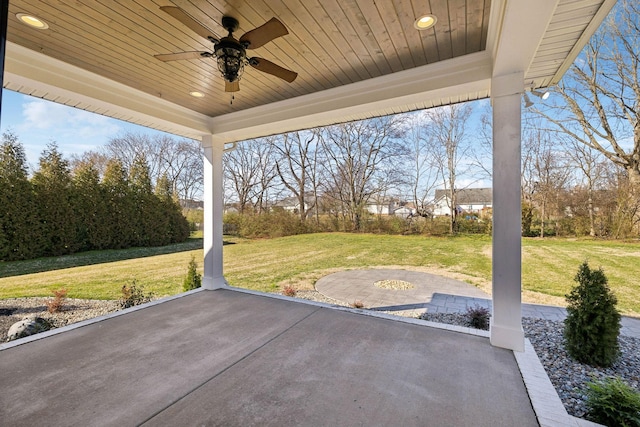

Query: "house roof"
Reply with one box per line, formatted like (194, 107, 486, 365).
(435, 188, 493, 205)
(3, 0, 616, 143)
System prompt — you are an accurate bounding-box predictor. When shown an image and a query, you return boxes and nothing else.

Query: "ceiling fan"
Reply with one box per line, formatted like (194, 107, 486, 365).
(155, 6, 298, 93)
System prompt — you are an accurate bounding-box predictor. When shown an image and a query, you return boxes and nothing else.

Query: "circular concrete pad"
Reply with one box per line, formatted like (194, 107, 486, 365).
(316, 269, 488, 312)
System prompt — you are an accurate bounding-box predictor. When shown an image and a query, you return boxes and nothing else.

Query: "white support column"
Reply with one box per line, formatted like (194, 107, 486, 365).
(490, 72, 524, 351)
(202, 135, 228, 290)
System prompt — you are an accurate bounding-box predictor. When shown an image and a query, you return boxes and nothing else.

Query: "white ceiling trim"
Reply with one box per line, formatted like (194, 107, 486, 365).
(209, 52, 492, 144)
(550, 0, 617, 85)
(3, 42, 212, 140)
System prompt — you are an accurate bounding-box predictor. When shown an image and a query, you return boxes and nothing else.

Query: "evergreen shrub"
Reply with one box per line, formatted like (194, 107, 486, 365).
(183, 255, 202, 291)
(585, 376, 640, 427)
(564, 261, 621, 367)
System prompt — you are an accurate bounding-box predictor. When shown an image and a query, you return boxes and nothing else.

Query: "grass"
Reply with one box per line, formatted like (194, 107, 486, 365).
(0, 232, 639, 317)
(0, 238, 204, 278)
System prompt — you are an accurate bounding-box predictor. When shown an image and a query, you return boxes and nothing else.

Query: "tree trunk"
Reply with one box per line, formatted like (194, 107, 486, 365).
(587, 193, 595, 237)
(540, 200, 546, 238)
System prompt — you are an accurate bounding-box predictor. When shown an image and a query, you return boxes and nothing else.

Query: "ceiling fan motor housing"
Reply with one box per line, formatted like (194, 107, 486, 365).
(221, 16, 239, 33)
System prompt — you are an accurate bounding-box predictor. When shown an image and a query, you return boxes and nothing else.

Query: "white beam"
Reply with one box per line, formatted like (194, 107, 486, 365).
(490, 71, 524, 352)
(4, 42, 212, 140)
(491, 0, 558, 78)
(210, 52, 492, 143)
(202, 135, 227, 290)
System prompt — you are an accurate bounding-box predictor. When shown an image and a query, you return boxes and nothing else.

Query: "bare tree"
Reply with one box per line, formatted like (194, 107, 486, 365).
(223, 138, 278, 213)
(318, 116, 406, 231)
(271, 130, 320, 222)
(535, 0, 640, 189)
(425, 104, 473, 233)
(105, 133, 167, 181)
(563, 137, 607, 236)
(522, 123, 572, 237)
(161, 138, 203, 202)
(104, 132, 203, 201)
(405, 113, 440, 217)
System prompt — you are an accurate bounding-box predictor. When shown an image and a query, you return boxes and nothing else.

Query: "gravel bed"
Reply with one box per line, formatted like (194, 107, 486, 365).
(0, 297, 122, 342)
(422, 312, 640, 419)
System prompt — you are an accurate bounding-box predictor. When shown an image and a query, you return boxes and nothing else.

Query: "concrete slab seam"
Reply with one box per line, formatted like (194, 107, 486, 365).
(228, 287, 492, 338)
(138, 305, 323, 425)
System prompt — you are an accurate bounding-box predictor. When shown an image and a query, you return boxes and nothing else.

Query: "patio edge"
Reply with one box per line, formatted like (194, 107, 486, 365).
(0, 288, 206, 351)
(514, 338, 604, 427)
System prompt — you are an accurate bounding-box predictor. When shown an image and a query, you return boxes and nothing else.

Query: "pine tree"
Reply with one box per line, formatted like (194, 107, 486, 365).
(73, 161, 110, 250)
(155, 174, 189, 243)
(0, 131, 41, 260)
(32, 143, 78, 256)
(183, 255, 202, 291)
(564, 261, 621, 367)
(128, 155, 155, 246)
(102, 159, 134, 248)
(152, 174, 173, 245)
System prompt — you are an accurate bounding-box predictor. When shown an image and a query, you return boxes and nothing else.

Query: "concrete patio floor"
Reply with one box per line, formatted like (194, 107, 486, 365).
(0, 289, 538, 426)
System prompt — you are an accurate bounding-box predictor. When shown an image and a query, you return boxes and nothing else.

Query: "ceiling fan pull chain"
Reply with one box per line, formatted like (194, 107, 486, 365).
(230, 93, 235, 105)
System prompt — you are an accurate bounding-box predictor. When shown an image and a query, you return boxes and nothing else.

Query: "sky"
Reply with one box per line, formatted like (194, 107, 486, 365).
(0, 89, 178, 169)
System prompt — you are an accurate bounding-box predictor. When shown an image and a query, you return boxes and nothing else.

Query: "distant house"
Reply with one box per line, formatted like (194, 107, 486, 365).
(180, 199, 204, 210)
(393, 205, 415, 219)
(273, 196, 314, 216)
(366, 198, 398, 216)
(433, 188, 492, 217)
(366, 199, 416, 218)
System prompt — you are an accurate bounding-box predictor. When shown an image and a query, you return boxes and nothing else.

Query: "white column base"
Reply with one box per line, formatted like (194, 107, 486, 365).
(490, 320, 525, 352)
(202, 276, 229, 290)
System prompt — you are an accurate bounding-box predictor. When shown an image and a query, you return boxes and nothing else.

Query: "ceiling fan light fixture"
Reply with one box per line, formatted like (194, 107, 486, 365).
(215, 41, 246, 83)
(414, 14, 437, 30)
(16, 13, 49, 29)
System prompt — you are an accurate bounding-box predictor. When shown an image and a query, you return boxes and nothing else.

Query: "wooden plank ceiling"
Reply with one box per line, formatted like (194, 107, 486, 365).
(5, 0, 491, 118)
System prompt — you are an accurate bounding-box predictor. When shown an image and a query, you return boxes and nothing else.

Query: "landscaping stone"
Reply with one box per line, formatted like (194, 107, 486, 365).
(7, 316, 52, 342)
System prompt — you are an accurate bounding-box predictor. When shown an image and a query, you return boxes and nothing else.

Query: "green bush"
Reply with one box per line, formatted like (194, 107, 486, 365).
(456, 217, 490, 234)
(585, 376, 640, 427)
(564, 261, 621, 367)
(183, 255, 202, 291)
(119, 280, 154, 309)
(363, 215, 408, 234)
(223, 211, 314, 238)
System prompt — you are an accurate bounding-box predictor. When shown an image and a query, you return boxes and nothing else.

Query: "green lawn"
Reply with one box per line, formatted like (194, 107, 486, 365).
(1, 233, 639, 317)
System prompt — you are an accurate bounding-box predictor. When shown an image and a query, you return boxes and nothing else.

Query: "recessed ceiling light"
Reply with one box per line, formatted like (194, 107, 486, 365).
(414, 14, 437, 30)
(16, 13, 49, 30)
(189, 91, 205, 98)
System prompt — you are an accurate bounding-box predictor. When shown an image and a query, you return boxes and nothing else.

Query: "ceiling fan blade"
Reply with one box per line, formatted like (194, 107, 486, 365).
(160, 6, 218, 41)
(249, 57, 298, 83)
(225, 81, 240, 92)
(239, 18, 288, 49)
(154, 51, 211, 61)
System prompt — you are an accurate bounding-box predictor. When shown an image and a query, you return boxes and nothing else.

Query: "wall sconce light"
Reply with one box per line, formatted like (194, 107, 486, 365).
(523, 92, 534, 108)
